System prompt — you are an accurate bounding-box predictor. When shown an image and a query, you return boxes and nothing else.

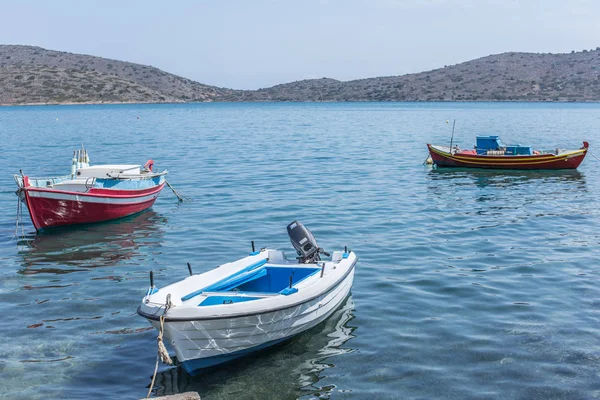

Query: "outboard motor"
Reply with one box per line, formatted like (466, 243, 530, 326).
(287, 220, 329, 263)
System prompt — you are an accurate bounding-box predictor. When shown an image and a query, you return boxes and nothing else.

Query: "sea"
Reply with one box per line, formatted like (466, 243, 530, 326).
(0, 102, 599, 400)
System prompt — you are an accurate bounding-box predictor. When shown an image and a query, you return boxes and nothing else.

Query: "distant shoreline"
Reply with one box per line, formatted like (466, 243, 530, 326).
(2, 99, 600, 107)
(3, 45, 600, 105)
(0, 100, 186, 107)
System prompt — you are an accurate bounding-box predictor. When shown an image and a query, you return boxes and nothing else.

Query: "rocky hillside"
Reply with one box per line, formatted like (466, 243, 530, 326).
(225, 49, 600, 102)
(2, 45, 600, 104)
(0, 45, 233, 105)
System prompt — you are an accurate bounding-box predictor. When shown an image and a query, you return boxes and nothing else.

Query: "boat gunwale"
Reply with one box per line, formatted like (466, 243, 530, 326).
(428, 144, 586, 161)
(137, 255, 358, 323)
(14, 170, 167, 185)
(20, 181, 166, 199)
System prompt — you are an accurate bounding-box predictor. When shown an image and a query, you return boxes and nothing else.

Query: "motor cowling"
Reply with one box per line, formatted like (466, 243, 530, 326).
(287, 220, 325, 263)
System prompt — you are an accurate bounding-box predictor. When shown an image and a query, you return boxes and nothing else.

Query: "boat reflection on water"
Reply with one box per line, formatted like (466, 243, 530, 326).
(17, 210, 167, 274)
(428, 168, 586, 189)
(151, 295, 357, 399)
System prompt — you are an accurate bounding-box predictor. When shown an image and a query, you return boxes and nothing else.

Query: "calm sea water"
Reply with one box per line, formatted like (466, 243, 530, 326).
(0, 102, 599, 400)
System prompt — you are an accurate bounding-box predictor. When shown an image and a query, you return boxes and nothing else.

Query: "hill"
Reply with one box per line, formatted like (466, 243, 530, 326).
(1, 45, 600, 104)
(224, 50, 600, 102)
(0, 45, 233, 105)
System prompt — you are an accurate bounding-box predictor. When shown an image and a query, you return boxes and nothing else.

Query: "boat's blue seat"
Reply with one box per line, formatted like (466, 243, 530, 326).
(181, 259, 268, 302)
(199, 295, 263, 306)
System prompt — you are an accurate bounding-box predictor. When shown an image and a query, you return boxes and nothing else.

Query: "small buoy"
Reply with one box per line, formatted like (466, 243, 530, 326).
(445, 120, 449, 124)
(136, 116, 140, 119)
(426, 156, 433, 165)
(55, 118, 59, 121)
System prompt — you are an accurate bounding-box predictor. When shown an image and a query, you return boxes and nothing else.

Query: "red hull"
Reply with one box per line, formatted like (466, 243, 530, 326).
(22, 183, 165, 231)
(427, 143, 588, 170)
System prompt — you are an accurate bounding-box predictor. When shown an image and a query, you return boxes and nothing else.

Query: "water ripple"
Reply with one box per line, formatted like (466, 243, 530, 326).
(0, 103, 599, 399)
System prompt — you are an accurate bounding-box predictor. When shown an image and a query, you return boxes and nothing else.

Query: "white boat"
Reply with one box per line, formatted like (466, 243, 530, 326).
(137, 221, 358, 375)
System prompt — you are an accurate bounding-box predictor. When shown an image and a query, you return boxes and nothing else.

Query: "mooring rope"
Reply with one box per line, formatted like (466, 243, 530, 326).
(157, 314, 173, 366)
(165, 180, 191, 202)
(14, 193, 20, 239)
(588, 149, 600, 162)
(147, 294, 173, 398)
(13, 190, 25, 240)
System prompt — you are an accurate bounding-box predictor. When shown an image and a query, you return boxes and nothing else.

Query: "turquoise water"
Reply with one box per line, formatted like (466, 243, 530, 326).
(0, 102, 599, 399)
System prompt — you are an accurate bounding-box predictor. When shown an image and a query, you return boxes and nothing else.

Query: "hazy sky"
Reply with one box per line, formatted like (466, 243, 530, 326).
(1, 0, 599, 89)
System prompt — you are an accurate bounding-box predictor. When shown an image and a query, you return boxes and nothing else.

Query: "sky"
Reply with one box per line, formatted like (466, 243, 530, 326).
(1, 0, 599, 89)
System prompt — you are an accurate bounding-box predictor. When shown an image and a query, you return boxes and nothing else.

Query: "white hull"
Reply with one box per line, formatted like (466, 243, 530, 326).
(156, 268, 353, 363)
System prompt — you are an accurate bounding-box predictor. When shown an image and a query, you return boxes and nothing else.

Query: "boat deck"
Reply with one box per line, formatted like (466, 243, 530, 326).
(181, 261, 323, 306)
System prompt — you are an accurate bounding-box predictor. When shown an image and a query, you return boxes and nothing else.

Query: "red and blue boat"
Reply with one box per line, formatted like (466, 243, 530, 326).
(427, 136, 589, 170)
(15, 149, 167, 231)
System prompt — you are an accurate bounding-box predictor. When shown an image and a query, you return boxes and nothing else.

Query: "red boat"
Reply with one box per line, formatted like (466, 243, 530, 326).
(15, 150, 167, 231)
(427, 136, 589, 170)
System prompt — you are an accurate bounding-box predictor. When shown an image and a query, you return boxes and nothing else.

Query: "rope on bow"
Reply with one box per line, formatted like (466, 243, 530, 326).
(147, 294, 173, 398)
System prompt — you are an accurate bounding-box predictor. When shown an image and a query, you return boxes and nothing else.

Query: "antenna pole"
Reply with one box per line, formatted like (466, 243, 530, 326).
(449, 119, 456, 154)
